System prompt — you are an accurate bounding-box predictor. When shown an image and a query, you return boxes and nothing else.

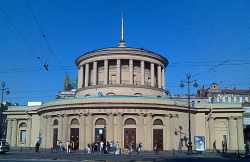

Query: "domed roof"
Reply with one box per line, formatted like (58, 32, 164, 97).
(75, 47, 169, 66)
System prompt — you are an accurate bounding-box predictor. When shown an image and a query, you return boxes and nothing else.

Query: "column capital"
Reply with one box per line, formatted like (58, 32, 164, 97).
(237, 116, 243, 120)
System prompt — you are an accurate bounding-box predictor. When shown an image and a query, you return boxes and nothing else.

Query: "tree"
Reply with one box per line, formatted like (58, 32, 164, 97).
(64, 73, 72, 91)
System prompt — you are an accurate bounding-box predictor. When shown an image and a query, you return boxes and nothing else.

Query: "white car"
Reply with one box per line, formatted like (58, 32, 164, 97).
(0, 139, 9, 153)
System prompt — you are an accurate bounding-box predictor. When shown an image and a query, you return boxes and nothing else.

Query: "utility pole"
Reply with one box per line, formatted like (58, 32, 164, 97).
(0, 81, 10, 139)
(180, 73, 198, 154)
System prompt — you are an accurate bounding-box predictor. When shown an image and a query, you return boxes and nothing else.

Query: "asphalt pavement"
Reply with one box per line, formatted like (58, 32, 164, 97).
(0, 151, 250, 162)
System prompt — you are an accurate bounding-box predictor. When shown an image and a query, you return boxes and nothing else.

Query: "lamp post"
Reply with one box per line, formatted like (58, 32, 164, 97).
(0, 81, 10, 139)
(1, 81, 10, 106)
(180, 73, 198, 154)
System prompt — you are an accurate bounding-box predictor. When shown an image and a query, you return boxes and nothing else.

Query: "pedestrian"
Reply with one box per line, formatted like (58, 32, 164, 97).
(115, 141, 120, 155)
(245, 142, 249, 155)
(213, 140, 217, 152)
(87, 144, 91, 154)
(59, 141, 63, 152)
(100, 141, 104, 152)
(66, 140, 71, 153)
(154, 144, 158, 154)
(35, 141, 40, 152)
(222, 140, 225, 153)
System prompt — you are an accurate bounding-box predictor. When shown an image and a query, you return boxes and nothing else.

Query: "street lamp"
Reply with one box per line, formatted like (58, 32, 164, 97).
(1, 81, 10, 106)
(0, 81, 10, 139)
(180, 73, 198, 154)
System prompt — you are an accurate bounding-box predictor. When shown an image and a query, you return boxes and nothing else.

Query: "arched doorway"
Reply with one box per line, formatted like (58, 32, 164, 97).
(19, 122, 27, 145)
(124, 118, 136, 150)
(214, 118, 229, 150)
(153, 119, 164, 151)
(70, 118, 79, 150)
(52, 119, 59, 148)
(95, 118, 106, 143)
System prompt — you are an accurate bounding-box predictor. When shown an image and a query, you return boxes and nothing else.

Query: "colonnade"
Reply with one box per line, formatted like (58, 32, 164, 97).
(36, 113, 178, 150)
(78, 59, 165, 89)
(6, 115, 245, 151)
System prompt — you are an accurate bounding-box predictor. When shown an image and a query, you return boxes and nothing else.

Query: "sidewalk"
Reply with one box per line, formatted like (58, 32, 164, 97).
(2, 150, 246, 161)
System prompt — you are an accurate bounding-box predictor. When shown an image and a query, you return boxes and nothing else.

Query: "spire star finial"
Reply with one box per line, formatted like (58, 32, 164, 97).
(118, 13, 126, 47)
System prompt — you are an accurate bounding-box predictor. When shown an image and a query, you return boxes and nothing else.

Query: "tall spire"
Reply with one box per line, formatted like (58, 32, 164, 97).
(118, 13, 126, 47)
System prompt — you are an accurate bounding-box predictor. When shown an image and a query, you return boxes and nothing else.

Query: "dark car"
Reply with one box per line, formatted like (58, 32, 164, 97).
(0, 139, 9, 153)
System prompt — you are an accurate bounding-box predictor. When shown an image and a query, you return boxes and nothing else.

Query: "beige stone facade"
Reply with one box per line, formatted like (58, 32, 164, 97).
(4, 46, 245, 152)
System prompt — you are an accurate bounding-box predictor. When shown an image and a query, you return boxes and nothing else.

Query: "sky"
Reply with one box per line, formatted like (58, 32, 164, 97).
(0, 0, 250, 105)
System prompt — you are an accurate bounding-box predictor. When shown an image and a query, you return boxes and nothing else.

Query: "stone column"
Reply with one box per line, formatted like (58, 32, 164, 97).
(11, 119, 17, 146)
(63, 115, 69, 142)
(236, 116, 244, 151)
(85, 63, 89, 87)
(78, 65, 83, 88)
(144, 113, 152, 150)
(39, 116, 44, 147)
(129, 59, 133, 84)
(107, 113, 114, 142)
(113, 113, 122, 145)
(138, 113, 144, 146)
(44, 116, 48, 147)
(93, 61, 97, 85)
(11, 119, 18, 146)
(79, 113, 86, 149)
(162, 68, 165, 89)
(141, 61, 145, 85)
(59, 115, 64, 141)
(47, 117, 52, 148)
(27, 117, 32, 146)
(228, 116, 236, 150)
(157, 65, 162, 88)
(85, 113, 93, 145)
(164, 115, 171, 150)
(169, 114, 178, 150)
(6, 119, 12, 144)
(116, 59, 121, 84)
(208, 117, 215, 150)
(150, 63, 155, 87)
(104, 60, 108, 84)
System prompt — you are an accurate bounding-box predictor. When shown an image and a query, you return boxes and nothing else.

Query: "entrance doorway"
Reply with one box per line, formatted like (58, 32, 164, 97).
(70, 128, 79, 150)
(95, 118, 106, 143)
(124, 128, 136, 149)
(53, 128, 58, 148)
(95, 128, 106, 143)
(153, 129, 163, 151)
(70, 118, 80, 150)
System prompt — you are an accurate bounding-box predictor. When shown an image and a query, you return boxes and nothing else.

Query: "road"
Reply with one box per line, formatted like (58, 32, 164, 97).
(0, 151, 249, 162)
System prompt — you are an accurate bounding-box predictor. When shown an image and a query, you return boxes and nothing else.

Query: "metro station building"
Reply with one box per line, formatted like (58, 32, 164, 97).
(4, 35, 245, 152)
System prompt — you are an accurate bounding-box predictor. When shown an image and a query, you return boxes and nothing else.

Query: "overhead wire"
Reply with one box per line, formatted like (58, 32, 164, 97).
(26, 0, 68, 73)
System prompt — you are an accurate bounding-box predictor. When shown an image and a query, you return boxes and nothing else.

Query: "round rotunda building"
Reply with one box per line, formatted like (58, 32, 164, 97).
(4, 39, 245, 152)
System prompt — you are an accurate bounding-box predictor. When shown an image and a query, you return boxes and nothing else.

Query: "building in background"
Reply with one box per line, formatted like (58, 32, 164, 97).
(197, 83, 250, 145)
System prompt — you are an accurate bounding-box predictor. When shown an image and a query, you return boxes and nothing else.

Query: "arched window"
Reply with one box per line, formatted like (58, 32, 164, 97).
(95, 118, 106, 125)
(153, 119, 163, 125)
(19, 122, 27, 144)
(134, 93, 142, 96)
(53, 119, 59, 126)
(19, 122, 27, 128)
(106, 92, 115, 96)
(124, 118, 136, 125)
(71, 118, 79, 125)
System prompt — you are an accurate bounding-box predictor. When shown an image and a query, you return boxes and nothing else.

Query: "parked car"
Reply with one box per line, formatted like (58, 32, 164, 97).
(0, 139, 9, 153)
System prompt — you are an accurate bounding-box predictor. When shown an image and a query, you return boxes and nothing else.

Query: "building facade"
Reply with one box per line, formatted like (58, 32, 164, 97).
(197, 83, 250, 145)
(4, 41, 245, 152)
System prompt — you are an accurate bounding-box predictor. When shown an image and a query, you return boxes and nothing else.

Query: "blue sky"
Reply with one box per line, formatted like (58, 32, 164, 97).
(0, 0, 250, 104)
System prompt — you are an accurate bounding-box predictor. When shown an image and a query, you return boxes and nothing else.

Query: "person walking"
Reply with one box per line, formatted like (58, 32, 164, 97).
(66, 140, 71, 153)
(35, 140, 40, 152)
